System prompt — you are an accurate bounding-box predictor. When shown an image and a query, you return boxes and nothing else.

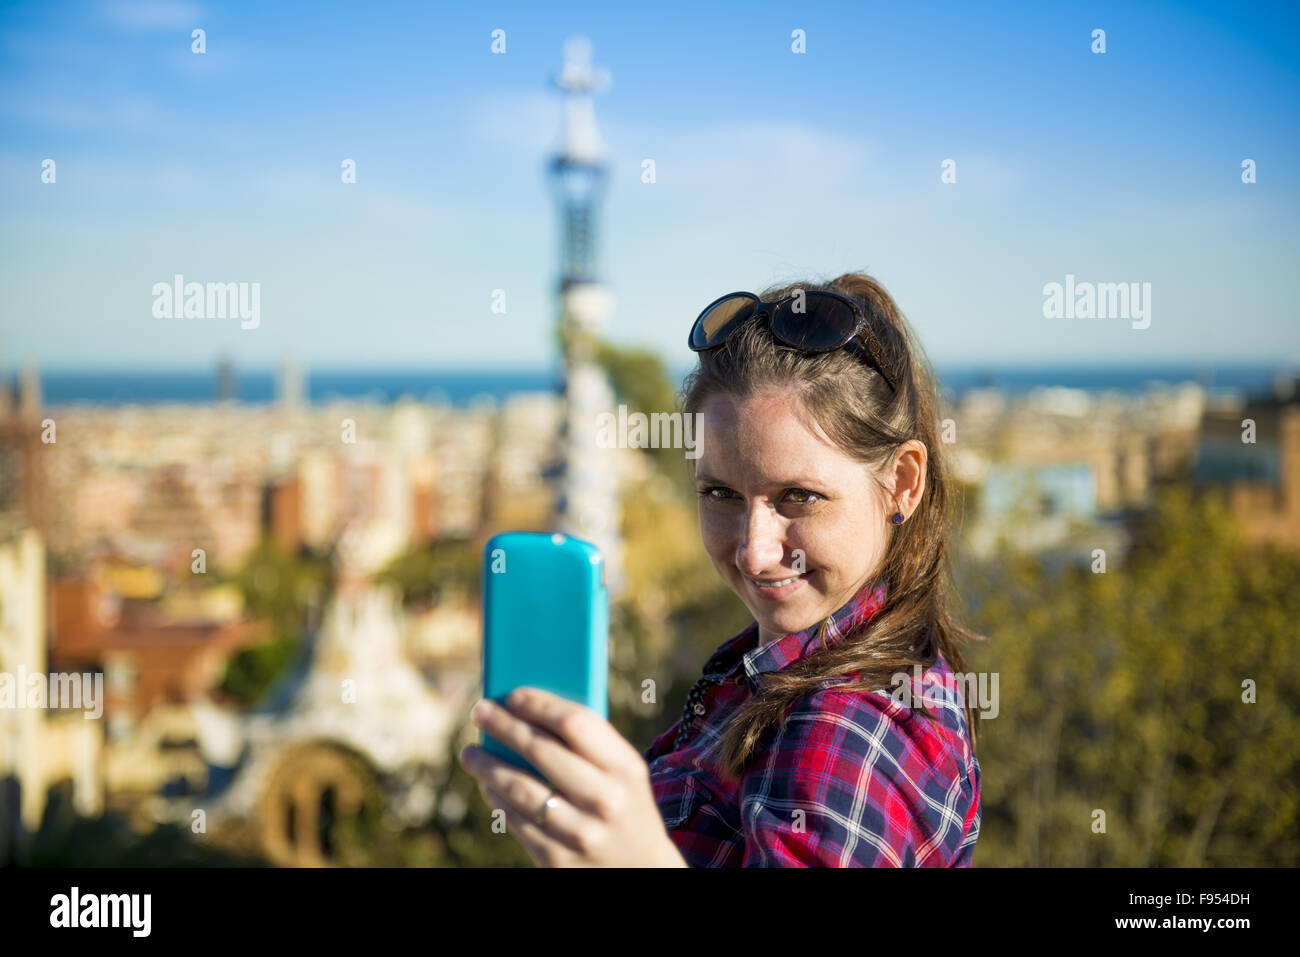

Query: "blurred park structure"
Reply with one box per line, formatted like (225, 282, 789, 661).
(1, 346, 1297, 867)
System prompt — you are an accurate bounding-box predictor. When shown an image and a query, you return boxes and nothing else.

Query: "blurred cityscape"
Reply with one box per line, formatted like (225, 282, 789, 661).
(2, 355, 1297, 866)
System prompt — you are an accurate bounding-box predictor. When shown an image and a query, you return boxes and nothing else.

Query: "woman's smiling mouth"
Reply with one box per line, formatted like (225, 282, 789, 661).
(747, 571, 810, 598)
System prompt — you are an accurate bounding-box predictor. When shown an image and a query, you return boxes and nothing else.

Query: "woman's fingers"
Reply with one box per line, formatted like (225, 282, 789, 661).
(474, 773, 584, 865)
(469, 698, 612, 816)
(500, 688, 639, 775)
(463, 693, 680, 867)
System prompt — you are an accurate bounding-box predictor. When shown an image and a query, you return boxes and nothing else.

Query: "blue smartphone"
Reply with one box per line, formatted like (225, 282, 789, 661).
(480, 531, 609, 783)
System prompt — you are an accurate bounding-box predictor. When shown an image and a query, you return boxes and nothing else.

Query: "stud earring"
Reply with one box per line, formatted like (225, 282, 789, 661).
(891, 512, 905, 525)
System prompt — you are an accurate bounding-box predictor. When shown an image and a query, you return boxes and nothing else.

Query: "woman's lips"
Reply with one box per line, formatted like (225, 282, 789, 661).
(747, 571, 810, 599)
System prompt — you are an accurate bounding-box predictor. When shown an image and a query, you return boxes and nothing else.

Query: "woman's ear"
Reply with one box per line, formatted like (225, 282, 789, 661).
(888, 440, 928, 518)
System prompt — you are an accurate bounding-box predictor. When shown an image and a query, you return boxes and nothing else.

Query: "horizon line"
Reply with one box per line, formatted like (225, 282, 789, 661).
(8, 358, 1300, 374)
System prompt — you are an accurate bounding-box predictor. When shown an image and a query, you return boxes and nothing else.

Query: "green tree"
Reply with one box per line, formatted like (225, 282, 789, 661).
(219, 538, 331, 706)
(372, 538, 479, 607)
(959, 484, 1300, 866)
(231, 538, 331, 635)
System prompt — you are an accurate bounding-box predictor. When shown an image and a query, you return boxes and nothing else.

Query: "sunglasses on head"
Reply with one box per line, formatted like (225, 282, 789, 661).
(687, 288, 900, 393)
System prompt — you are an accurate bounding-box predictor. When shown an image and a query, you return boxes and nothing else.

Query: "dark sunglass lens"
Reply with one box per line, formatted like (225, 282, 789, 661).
(773, 294, 858, 350)
(693, 294, 758, 348)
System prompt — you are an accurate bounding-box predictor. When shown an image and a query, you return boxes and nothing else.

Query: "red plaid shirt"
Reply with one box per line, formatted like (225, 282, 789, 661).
(644, 579, 981, 867)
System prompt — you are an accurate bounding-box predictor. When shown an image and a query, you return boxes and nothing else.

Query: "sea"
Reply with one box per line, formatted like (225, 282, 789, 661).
(16, 363, 1297, 408)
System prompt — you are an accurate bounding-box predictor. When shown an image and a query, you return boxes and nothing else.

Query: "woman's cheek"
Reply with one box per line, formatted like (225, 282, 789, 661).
(697, 507, 731, 549)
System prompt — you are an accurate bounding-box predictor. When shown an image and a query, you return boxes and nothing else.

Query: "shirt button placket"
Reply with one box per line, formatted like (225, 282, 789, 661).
(674, 675, 719, 751)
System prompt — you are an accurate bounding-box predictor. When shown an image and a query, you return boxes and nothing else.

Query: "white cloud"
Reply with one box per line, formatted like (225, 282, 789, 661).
(0, 87, 246, 139)
(612, 118, 880, 199)
(941, 152, 1021, 198)
(100, 0, 202, 32)
(469, 90, 564, 156)
(249, 169, 453, 229)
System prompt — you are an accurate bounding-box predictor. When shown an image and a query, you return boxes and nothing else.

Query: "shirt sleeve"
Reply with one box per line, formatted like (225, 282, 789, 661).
(739, 686, 974, 867)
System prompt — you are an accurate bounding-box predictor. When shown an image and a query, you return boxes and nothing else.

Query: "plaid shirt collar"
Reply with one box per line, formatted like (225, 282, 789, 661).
(700, 577, 890, 692)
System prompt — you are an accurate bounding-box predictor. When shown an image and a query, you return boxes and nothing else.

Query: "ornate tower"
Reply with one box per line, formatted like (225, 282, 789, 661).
(548, 36, 625, 598)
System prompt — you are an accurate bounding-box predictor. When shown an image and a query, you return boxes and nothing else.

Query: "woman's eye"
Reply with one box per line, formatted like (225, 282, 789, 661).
(696, 486, 822, 504)
(786, 488, 823, 505)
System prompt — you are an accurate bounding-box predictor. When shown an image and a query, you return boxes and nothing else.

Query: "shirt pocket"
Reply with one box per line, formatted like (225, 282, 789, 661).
(651, 759, 717, 831)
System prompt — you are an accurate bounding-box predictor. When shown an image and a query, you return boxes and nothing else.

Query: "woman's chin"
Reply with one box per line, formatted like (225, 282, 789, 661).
(755, 604, 819, 639)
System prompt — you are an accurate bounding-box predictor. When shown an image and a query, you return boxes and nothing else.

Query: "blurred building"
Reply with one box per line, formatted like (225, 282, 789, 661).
(0, 528, 103, 859)
(49, 573, 267, 743)
(1194, 375, 1300, 551)
(0, 373, 103, 860)
(486, 392, 562, 531)
(0, 385, 47, 543)
(953, 383, 1203, 560)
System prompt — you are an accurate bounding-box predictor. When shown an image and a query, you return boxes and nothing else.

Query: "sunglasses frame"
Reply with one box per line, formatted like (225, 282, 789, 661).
(688, 288, 900, 393)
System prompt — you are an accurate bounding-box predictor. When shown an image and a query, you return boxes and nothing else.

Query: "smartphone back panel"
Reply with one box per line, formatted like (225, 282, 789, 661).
(481, 531, 608, 781)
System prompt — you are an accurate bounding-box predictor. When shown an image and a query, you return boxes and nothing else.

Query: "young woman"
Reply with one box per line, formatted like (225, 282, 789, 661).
(461, 271, 983, 867)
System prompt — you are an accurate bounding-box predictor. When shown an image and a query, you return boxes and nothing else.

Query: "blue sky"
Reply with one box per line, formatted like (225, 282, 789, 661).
(1, 0, 1298, 371)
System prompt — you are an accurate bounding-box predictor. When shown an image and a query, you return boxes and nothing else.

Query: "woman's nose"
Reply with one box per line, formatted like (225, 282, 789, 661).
(735, 504, 786, 575)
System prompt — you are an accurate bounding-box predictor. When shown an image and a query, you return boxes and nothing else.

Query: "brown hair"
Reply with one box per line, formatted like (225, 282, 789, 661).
(680, 271, 985, 781)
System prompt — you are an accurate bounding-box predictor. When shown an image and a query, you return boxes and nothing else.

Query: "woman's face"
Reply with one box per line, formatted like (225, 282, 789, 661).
(694, 389, 922, 646)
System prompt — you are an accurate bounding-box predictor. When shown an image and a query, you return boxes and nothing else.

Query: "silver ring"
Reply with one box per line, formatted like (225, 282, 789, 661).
(534, 790, 559, 826)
